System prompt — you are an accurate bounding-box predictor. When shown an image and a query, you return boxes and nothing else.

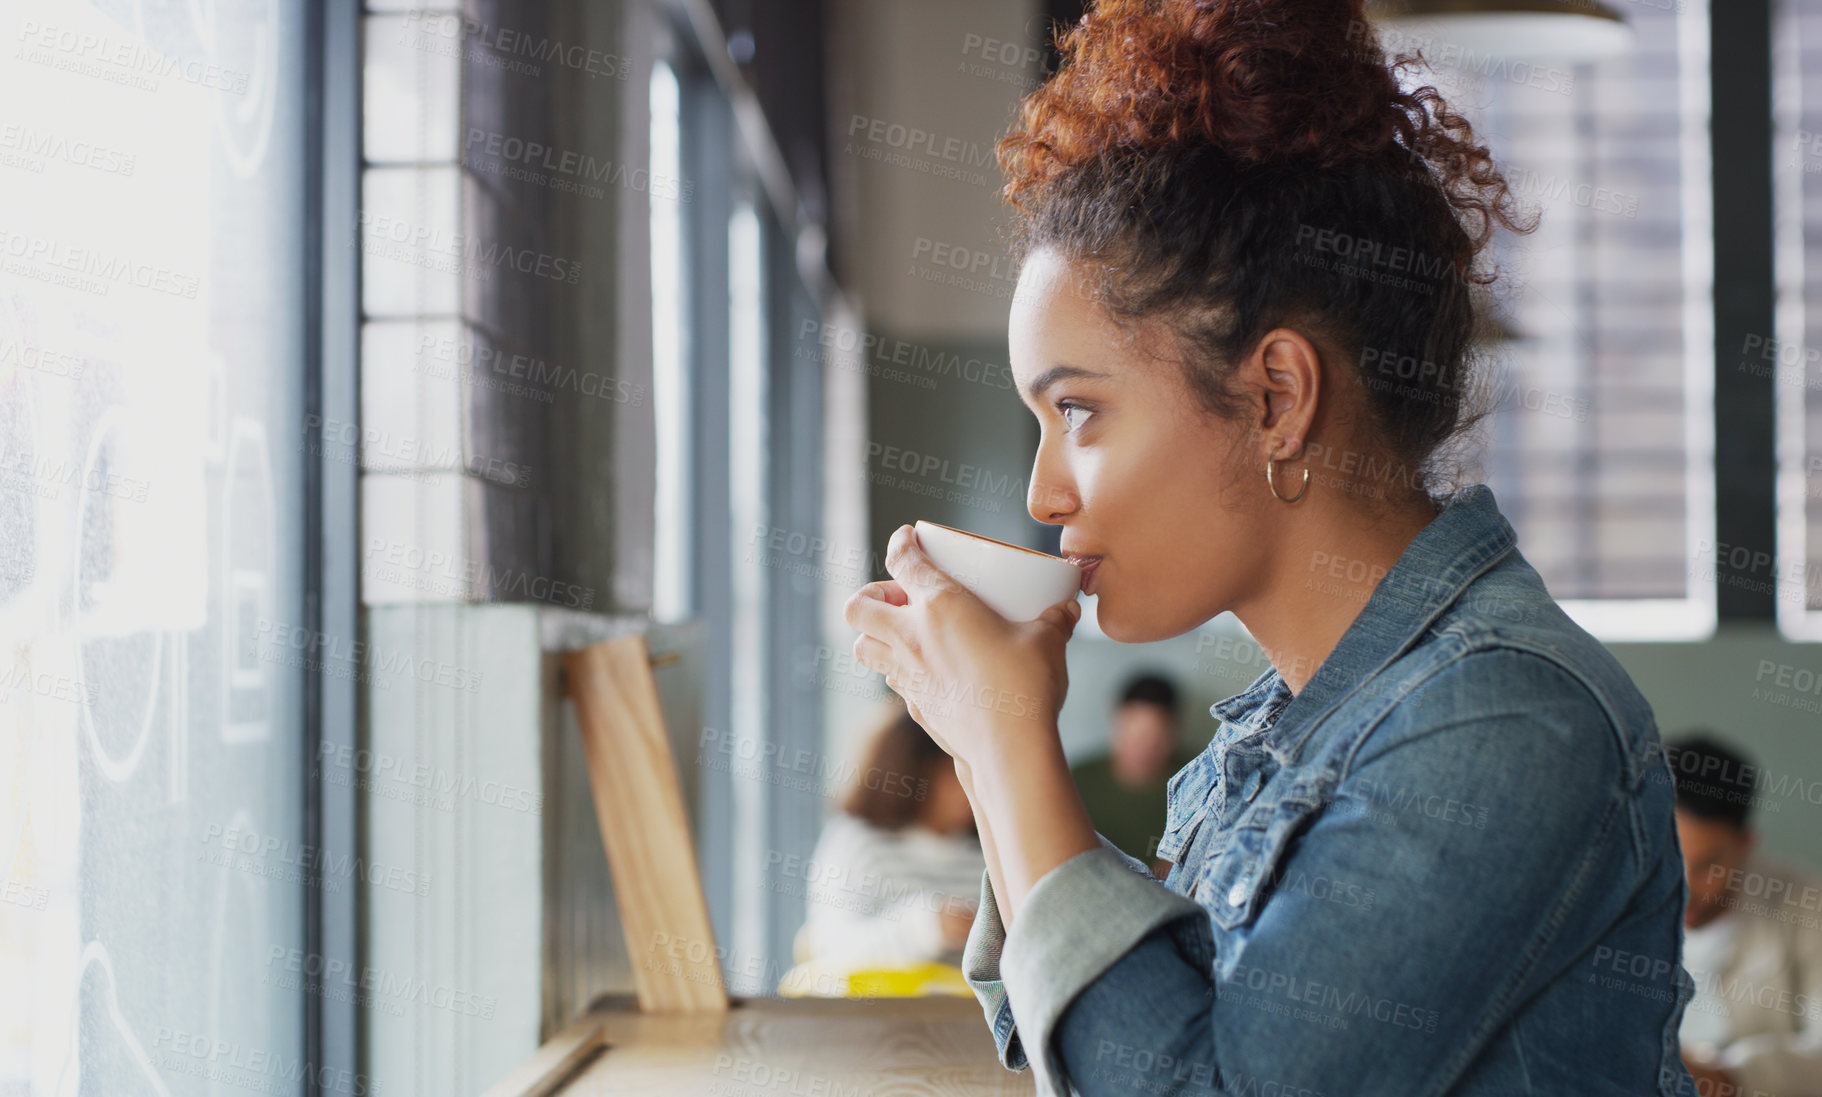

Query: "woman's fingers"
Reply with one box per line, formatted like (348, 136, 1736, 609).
(843, 581, 908, 639)
(1035, 597, 1083, 641)
(856, 579, 911, 607)
(883, 524, 960, 598)
(851, 634, 896, 678)
(853, 634, 929, 725)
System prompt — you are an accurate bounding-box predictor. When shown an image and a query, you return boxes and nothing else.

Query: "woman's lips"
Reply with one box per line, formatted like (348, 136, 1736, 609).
(1065, 555, 1102, 593)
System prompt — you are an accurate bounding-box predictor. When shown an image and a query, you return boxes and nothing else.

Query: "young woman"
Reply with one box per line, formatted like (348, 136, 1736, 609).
(843, 2, 1698, 1094)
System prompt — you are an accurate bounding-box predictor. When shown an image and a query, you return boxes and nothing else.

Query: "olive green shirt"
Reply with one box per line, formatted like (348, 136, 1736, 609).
(1067, 749, 1198, 865)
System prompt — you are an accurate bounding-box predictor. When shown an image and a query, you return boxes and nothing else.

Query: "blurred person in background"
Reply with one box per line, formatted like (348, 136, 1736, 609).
(1669, 732, 1822, 1096)
(1069, 672, 1196, 875)
(794, 704, 986, 972)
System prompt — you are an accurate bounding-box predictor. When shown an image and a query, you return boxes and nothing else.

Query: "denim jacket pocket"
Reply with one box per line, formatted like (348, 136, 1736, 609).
(1196, 781, 1327, 932)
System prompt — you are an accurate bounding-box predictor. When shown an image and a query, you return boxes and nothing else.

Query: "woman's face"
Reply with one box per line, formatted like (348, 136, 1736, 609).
(1008, 247, 1268, 643)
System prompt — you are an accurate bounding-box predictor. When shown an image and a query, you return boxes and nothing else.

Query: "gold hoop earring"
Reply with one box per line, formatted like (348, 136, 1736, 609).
(1266, 453, 1310, 503)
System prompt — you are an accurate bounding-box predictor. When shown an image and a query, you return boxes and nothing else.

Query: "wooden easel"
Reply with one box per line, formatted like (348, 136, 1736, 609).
(563, 632, 728, 1013)
(482, 634, 1027, 1097)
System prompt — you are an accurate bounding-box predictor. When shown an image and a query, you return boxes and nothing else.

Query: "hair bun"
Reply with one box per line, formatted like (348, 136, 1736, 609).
(1000, 0, 1521, 249)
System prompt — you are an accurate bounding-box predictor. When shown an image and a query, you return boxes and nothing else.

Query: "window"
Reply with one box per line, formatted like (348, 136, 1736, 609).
(1774, 0, 1822, 638)
(652, 59, 693, 625)
(1384, 2, 1715, 639)
(726, 197, 770, 992)
(650, 23, 840, 995)
(0, 1, 320, 1089)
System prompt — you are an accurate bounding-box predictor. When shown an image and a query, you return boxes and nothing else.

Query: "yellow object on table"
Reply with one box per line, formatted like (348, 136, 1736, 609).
(777, 959, 973, 999)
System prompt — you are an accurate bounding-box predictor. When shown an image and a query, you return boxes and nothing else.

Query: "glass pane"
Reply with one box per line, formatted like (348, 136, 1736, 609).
(364, 12, 461, 165)
(1774, 0, 1822, 634)
(652, 60, 692, 622)
(727, 199, 768, 994)
(1387, 3, 1713, 635)
(0, 2, 310, 1092)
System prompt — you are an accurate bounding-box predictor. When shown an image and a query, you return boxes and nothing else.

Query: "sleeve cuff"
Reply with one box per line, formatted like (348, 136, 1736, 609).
(1002, 845, 1209, 1097)
(1095, 829, 1165, 880)
(961, 866, 1028, 1070)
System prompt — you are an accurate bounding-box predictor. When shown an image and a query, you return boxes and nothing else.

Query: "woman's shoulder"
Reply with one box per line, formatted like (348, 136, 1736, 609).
(1340, 641, 1649, 828)
(1387, 642, 1613, 725)
(1414, 547, 1657, 737)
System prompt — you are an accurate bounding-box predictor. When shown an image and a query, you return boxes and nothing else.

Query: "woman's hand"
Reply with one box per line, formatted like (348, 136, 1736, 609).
(843, 524, 1081, 771)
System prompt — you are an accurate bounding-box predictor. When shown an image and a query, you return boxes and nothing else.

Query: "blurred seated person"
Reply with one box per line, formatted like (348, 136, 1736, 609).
(1668, 733, 1822, 1096)
(1069, 672, 1197, 876)
(795, 704, 985, 972)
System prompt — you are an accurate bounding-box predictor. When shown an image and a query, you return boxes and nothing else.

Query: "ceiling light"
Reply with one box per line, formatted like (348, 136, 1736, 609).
(1373, 0, 1633, 63)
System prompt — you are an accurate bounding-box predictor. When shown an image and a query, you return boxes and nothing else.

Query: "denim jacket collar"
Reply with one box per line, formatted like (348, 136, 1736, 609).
(1208, 484, 1518, 766)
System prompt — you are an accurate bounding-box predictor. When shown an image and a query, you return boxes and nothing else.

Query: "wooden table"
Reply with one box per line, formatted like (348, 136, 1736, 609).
(504, 995, 1038, 1097)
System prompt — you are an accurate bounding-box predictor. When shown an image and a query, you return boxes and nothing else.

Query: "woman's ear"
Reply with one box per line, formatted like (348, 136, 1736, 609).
(1246, 327, 1323, 460)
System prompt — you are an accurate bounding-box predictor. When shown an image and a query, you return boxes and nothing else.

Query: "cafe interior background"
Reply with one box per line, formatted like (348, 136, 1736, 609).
(2, 0, 1820, 1092)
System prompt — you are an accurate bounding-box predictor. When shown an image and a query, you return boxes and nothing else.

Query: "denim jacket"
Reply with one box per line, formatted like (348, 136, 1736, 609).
(962, 485, 1700, 1097)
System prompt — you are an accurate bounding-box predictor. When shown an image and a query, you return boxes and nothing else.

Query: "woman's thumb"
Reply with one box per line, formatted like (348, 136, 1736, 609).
(1042, 597, 1083, 636)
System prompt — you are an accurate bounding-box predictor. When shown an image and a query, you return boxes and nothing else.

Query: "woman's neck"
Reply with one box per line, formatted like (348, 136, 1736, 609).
(1232, 492, 1440, 696)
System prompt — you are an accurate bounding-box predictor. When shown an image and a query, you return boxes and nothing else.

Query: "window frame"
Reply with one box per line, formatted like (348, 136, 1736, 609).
(302, 0, 363, 1090)
(1712, 0, 1783, 630)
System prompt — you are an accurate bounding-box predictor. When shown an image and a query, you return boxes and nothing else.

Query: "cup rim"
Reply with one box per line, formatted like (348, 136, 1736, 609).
(915, 520, 1076, 565)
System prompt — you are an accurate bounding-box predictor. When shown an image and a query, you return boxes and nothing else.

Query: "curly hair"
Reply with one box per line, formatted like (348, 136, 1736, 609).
(996, 0, 1535, 493)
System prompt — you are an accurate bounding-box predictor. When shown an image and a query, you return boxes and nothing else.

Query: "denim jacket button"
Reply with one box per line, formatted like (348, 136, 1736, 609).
(1228, 878, 1249, 906)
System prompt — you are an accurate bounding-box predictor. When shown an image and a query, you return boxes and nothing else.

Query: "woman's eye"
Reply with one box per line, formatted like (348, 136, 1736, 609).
(1058, 403, 1091, 431)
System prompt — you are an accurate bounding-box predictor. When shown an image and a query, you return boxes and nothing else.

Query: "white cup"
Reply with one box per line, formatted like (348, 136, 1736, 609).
(912, 520, 1082, 622)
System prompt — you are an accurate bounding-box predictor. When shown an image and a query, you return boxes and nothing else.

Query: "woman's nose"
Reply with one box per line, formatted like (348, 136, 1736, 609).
(1027, 448, 1078, 525)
